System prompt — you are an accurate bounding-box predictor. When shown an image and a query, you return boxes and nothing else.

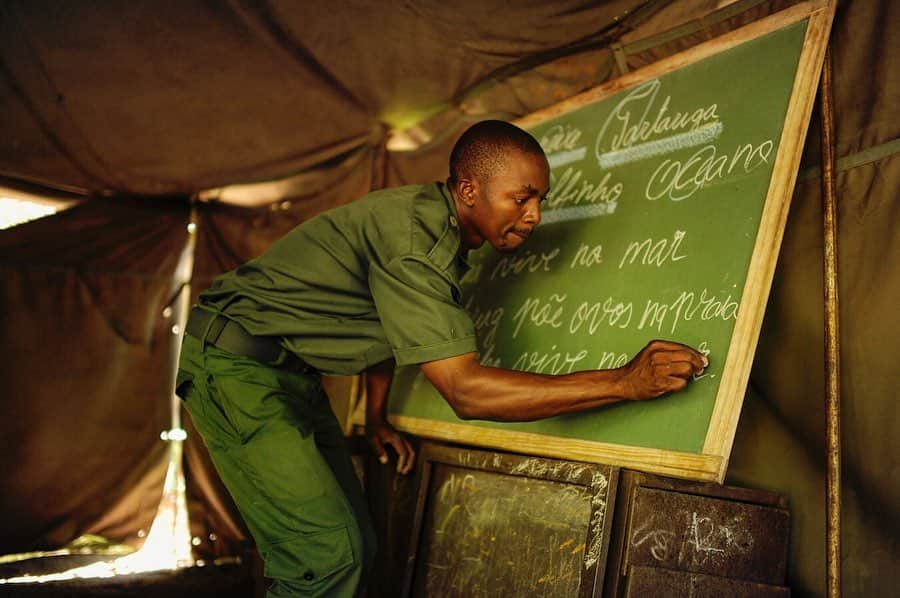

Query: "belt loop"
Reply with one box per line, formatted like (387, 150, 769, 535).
(198, 309, 218, 352)
(195, 297, 239, 351)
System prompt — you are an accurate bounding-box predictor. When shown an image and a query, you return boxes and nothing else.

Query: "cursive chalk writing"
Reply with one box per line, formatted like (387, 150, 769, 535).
(570, 242, 604, 268)
(541, 123, 583, 153)
(618, 230, 688, 268)
(545, 168, 623, 210)
(597, 351, 630, 369)
(466, 299, 504, 367)
(512, 346, 589, 374)
(490, 248, 560, 281)
(511, 294, 567, 339)
(595, 79, 720, 161)
(569, 297, 633, 334)
(645, 140, 774, 201)
(638, 288, 739, 334)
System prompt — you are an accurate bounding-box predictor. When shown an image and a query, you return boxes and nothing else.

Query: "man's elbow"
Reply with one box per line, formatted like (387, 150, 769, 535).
(445, 391, 480, 420)
(422, 354, 488, 421)
(441, 378, 484, 421)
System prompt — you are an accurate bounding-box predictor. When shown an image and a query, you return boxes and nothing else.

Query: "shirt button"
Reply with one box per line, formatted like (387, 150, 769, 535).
(303, 570, 315, 581)
(449, 215, 458, 227)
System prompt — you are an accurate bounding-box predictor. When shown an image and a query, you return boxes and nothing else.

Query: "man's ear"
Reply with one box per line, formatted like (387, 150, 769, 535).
(458, 178, 477, 207)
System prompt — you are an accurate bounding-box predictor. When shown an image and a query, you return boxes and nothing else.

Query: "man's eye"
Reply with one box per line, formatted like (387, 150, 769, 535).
(515, 197, 528, 205)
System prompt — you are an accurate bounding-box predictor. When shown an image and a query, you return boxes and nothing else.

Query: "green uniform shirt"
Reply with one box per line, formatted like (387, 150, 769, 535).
(200, 182, 477, 375)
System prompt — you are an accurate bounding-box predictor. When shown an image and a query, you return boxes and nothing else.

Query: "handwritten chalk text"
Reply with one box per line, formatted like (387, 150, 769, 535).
(645, 140, 774, 201)
(638, 289, 739, 334)
(618, 230, 688, 269)
(511, 294, 567, 339)
(489, 248, 560, 281)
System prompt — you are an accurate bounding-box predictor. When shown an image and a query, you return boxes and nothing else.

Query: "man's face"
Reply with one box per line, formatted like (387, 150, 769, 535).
(466, 151, 550, 253)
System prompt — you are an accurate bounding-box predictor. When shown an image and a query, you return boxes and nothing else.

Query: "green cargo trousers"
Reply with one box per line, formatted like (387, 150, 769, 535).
(176, 333, 376, 597)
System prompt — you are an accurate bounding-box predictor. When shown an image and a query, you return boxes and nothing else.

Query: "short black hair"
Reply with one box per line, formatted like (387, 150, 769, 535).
(449, 120, 546, 186)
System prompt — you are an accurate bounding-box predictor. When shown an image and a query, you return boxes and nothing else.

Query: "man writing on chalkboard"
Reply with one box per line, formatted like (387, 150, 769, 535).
(176, 120, 707, 597)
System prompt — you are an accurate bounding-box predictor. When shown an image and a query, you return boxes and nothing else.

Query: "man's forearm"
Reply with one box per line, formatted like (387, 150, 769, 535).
(426, 360, 626, 421)
(365, 359, 395, 424)
(468, 367, 631, 421)
(421, 341, 705, 422)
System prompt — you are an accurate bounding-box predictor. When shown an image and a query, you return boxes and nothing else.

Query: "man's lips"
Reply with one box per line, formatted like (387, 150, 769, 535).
(510, 228, 532, 240)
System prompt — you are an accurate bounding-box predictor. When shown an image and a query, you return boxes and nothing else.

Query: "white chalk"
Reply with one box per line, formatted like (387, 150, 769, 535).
(597, 121, 724, 169)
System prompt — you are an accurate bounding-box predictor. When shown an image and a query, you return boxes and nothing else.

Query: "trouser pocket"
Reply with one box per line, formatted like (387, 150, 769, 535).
(262, 526, 358, 596)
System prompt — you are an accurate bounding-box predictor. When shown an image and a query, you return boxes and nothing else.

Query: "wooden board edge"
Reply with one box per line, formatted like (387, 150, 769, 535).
(400, 450, 435, 598)
(702, 0, 837, 481)
(389, 414, 721, 481)
(591, 465, 620, 595)
(514, 2, 818, 131)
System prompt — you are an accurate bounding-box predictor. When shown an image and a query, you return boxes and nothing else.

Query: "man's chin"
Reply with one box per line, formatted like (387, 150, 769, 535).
(493, 235, 528, 253)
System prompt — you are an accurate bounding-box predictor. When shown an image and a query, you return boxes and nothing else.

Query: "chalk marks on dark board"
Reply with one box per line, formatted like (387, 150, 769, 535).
(405, 446, 618, 597)
(623, 485, 790, 582)
(509, 458, 612, 570)
(421, 467, 590, 596)
(630, 509, 752, 567)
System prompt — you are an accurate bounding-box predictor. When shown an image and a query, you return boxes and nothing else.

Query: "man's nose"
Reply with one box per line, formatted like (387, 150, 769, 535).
(524, 200, 541, 226)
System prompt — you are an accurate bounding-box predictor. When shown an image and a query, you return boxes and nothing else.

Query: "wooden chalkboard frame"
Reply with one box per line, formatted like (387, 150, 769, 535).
(388, 1, 836, 483)
(402, 444, 619, 598)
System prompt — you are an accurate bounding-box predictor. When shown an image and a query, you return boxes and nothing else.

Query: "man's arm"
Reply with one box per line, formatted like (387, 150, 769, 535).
(365, 358, 415, 474)
(420, 340, 707, 421)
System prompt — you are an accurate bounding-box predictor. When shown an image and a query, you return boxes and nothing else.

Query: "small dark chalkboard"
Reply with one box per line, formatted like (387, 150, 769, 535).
(603, 470, 791, 596)
(624, 565, 791, 597)
(402, 444, 618, 597)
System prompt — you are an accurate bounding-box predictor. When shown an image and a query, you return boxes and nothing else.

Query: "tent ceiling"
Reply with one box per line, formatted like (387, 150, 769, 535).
(0, 0, 678, 200)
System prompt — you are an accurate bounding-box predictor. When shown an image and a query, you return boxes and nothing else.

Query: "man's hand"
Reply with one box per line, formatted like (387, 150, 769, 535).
(366, 420, 416, 474)
(363, 358, 414, 473)
(617, 340, 708, 401)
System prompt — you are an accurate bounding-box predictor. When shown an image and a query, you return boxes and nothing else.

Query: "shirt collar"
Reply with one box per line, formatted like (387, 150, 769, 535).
(436, 181, 470, 272)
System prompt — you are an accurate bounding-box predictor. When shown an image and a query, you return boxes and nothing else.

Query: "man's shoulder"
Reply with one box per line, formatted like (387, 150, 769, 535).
(343, 182, 425, 206)
(360, 182, 453, 255)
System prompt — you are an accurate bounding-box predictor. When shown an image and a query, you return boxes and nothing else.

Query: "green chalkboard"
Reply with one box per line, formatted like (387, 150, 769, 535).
(388, 6, 834, 481)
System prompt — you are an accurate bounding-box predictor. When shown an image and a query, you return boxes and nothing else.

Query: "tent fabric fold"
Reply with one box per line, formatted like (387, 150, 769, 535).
(0, 198, 186, 551)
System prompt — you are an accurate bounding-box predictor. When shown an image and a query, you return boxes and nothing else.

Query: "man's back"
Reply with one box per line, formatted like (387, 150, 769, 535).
(199, 182, 475, 375)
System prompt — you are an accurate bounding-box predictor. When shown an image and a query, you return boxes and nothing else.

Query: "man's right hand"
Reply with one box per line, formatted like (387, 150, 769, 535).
(616, 340, 708, 401)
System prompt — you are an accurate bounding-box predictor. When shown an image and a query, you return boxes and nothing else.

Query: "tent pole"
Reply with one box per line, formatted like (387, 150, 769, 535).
(170, 206, 197, 430)
(132, 203, 199, 570)
(819, 43, 841, 598)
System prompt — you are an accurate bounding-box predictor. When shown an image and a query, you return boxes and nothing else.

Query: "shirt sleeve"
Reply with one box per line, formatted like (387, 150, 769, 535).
(369, 255, 477, 366)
